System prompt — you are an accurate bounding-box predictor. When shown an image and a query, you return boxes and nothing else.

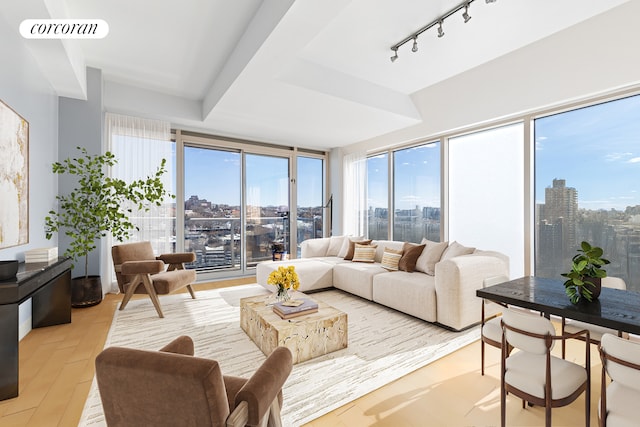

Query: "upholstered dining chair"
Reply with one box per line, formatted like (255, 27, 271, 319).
(561, 277, 629, 358)
(500, 308, 591, 427)
(95, 336, 293, 427)
(112, 241, 197, 318)
(598, 333, 640, 427)
(480, 275, 510, 375)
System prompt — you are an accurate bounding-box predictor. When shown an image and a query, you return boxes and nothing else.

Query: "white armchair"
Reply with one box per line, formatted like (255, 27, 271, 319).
(500, 308, 591, 427)
(599, 333, 640, 427)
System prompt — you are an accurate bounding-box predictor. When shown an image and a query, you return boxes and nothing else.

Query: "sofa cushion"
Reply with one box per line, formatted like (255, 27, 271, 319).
(343, 238, 372, 260)
(415, 240, 448, 275)
(372, 271, 437, 322)
(333, 262, 387, 300)
(381, 247, 403, 271)
(352, 243, 377, 263)
(327, 235, 347, 256)
(256, 259, 334, 292)
(300, 237, 330, 258)
(441, 241, 475, 261)
(398, 242, 426, 272)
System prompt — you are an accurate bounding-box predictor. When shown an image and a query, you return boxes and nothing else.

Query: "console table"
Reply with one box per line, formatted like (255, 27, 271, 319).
(0, 257, 72, 400)
(477, 276, 640, 335)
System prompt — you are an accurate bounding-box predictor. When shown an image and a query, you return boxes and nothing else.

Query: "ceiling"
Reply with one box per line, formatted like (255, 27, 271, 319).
(1, 0, 629, 149)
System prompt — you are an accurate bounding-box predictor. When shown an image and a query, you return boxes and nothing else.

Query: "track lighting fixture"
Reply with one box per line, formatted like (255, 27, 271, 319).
(389, 0, 497, 62)
(462, 3, 471, 23)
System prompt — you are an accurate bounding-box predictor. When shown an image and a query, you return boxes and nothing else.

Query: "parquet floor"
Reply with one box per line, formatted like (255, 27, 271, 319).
(0, 278, 605, 426)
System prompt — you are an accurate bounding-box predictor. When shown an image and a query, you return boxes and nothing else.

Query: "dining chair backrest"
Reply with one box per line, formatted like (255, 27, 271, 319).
(502, 308, 556, 354)
(601, 333, 640, 391)
(601, 276, 626, 290)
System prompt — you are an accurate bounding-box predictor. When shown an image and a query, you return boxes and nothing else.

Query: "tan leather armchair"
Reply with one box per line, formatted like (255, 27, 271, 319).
(95, 336, 293, 427)
(112, 241, 197, 317)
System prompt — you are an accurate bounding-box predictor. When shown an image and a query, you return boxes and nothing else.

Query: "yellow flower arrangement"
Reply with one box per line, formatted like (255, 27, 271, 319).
(267, 265, 300, 301)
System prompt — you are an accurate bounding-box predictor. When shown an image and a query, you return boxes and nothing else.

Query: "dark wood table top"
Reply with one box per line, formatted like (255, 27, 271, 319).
(476, 276, 640, 335)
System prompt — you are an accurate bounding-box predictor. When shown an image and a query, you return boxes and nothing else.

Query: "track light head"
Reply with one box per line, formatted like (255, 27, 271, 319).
(486, 0, 497, 3)
(462, 4, 471, 23)
(390, 48, 398, 62)
(437, 20, 444, 38)
(411, 37, 418, 53)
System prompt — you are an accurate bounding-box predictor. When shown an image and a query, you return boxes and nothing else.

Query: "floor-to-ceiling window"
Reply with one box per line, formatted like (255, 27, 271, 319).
(367, 153, 389, 240)
(393, 143, 440, 243)
(183, 146, 241, 272)
(449, 123, 525, 277)
(179, 136, 325, 279)
(245, 154, 290, 267)
(534, 94, 640, 292)
(297, 156, 324, 256)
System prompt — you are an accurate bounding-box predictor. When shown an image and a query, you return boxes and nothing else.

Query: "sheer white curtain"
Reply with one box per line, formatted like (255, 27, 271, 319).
(102, 113, 174, 293)
(343, 151, 367, 237)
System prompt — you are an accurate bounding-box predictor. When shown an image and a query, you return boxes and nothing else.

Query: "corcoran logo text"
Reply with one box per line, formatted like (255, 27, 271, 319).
(20, 19, 109, 39)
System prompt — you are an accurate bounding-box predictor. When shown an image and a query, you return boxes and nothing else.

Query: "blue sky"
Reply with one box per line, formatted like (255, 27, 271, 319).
(184, 147, 323, 208)
(535, 94, 640, 211)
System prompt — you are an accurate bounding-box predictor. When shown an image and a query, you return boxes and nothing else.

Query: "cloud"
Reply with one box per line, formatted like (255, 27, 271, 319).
(605, 152, 634, 162)
(628, 157, 640, 163)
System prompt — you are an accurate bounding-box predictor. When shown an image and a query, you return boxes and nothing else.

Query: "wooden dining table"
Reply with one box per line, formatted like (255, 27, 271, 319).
(476, 276, 640, 335)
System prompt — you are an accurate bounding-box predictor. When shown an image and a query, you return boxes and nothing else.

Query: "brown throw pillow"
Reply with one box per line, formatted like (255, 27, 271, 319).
(398, 242, 426, 272)
(344, 239, 372, 260)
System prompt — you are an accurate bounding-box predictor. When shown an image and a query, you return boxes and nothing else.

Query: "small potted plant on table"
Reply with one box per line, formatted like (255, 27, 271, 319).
(561, 241, 610, 304)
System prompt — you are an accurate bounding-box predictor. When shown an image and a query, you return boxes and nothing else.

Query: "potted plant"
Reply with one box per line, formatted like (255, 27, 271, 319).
(45, 146, 172, 307)
(561, 241, 610, 304)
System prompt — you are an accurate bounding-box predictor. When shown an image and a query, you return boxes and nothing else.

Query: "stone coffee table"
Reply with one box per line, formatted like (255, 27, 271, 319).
(240, 293, 348, 364)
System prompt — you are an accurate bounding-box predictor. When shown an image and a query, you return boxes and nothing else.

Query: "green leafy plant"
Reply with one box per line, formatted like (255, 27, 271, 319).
(45, 146, 172, 279)
(561, 241, 610, 304)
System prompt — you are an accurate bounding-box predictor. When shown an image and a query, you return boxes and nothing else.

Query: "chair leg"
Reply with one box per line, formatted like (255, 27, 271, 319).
(481, 340, 485, 376)
(266, 398, 283, 427)
(186, 284, 196, 299)
(545, 405, 551, 427)
(119, 275, 143, 311)
(140, 274, 164, 318)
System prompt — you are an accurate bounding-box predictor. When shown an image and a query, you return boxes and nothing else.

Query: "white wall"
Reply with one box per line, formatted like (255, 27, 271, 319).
(345, 1, 640, 154)
(0, 13, 59, 262)
(58, 68, 104, 280)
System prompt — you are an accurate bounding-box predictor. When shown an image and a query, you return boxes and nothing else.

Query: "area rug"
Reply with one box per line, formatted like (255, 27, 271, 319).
(79, 284, 479, 426)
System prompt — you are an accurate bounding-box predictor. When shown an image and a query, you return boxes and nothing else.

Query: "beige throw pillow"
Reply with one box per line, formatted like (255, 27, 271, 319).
(352, 243, 378, 263)
(381, 247, 403, 271)
(441, 241, 475, 261)
(398, 242, 426, 272)
(415, 239, 448, 275)
(344, 238, 372, 260)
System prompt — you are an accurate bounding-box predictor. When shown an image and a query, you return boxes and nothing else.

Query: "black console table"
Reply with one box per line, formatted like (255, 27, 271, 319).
(0, 257, 72, 400)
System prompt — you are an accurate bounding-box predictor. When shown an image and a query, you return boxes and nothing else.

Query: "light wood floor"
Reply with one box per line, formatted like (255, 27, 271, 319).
(1, 278, 605, 427)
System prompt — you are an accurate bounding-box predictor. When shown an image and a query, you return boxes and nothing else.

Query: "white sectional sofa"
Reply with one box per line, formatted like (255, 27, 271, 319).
(257, 236, 509, 331)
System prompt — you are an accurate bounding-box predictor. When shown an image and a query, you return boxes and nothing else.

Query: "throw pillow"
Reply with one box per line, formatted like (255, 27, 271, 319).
(352, 243, 378, 263)
(441, 241, 476, 261)
(344, 238, 372, 260)
(326, 235, 346, 257)
(381, 247, 403, 271)
(415, 239, 449, 275)
(398, 242, 426, 272)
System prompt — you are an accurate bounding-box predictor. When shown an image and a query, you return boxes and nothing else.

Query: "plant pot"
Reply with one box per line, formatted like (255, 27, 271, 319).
(583, 276, 602, 300)
(71, 276, 103, 307)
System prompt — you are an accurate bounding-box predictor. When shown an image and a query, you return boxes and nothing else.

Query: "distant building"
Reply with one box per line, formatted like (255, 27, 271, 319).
(539, 178, 578, 256)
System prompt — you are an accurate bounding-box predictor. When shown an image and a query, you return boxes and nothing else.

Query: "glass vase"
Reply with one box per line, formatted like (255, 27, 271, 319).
(275, 285, 291, 303)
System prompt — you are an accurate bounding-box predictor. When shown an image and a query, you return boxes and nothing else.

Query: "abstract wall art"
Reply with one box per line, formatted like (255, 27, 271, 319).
(0, 99, 29, 249)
